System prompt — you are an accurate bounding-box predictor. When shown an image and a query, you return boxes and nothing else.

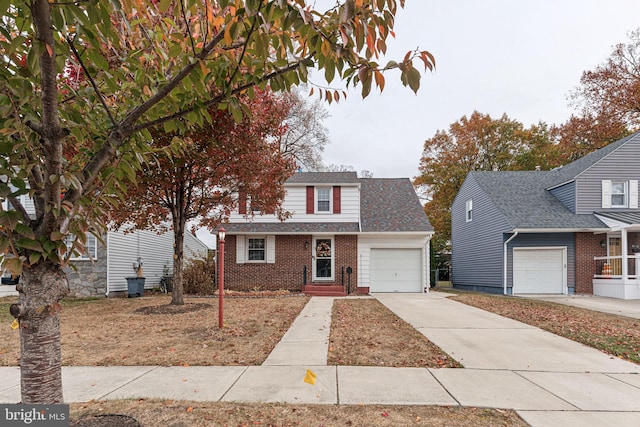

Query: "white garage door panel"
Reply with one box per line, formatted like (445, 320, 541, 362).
(513, 248, 565, 294)
(370, 249, 422, 293)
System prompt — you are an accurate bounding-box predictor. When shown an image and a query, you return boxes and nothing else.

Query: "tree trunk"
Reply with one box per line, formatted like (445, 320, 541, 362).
(10, 262, 69, 403)
(171, 220, 186, 305)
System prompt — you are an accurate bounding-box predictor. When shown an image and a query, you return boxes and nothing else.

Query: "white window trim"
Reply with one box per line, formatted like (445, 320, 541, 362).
(603, 180, 638, 209)
(66, 234, 98, 261)
(611, 181, 628, 208)
(315, 187, 332, 214)
(246, 236, 267, 263)
(465, 199, 473, 222)
(312, 236, 335, 281)
(236, 235, 275, 264)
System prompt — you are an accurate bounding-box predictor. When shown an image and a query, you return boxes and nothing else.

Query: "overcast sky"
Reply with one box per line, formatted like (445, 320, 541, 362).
(314, 0, 640, 178)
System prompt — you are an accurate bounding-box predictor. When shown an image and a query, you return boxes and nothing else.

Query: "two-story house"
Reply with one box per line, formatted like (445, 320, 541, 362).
(222, 172, 434, 295)
(452, 131, 640, 299)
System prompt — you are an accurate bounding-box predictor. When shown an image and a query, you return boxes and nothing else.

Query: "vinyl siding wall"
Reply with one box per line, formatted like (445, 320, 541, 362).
(506, 233, 575, 294)
(576, 138, 640, 214)
(358, 234, 430, 290)
(549, 181, 576, 213)
(107, 228, 209, 294)
(451, 175, 511, 293)
(228, 184, 360, 223)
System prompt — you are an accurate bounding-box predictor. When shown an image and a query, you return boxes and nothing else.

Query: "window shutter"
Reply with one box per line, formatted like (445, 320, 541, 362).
(266, 235, 276, 264)
(333, 186, 341, 214)
(630, 180, 639, 208)
(238, 191, 247, 215)
(306, 186, 314, 214)
(235, 236, 245, 264)
(601, 180, 612, 209)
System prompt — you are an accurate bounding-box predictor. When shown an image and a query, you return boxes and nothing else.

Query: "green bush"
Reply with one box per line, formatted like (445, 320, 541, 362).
(182, 256, 216, 295)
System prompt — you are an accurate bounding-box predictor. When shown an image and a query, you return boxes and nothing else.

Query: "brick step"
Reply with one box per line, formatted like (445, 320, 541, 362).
(302, 285, 347, 297)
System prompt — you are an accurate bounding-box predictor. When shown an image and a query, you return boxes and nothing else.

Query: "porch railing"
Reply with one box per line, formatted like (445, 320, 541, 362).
(594, 255, 638, 279)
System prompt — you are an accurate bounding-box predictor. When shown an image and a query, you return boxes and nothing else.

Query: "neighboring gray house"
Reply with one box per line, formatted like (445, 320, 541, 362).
(0, 190, 209, 297)
(65, 227, 209, 297)
(222, 172, 434, 295)
(452, 132, 640, 299)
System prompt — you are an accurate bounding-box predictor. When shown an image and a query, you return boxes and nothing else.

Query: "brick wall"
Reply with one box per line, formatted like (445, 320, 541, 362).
(575, 233, 606, 294)
(224, 234, 358, 292)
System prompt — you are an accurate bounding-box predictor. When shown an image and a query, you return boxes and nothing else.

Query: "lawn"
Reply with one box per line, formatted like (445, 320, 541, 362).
(1, 293, 528, 426)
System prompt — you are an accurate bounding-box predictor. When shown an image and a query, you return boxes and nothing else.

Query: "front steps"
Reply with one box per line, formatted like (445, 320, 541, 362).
(302, 284, 347, 297)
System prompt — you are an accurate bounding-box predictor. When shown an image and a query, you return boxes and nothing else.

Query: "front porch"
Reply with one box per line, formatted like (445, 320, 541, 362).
(592, 220, 640, 299)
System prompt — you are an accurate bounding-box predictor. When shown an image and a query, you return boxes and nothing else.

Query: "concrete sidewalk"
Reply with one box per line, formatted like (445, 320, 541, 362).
(2, 293, 640, 427)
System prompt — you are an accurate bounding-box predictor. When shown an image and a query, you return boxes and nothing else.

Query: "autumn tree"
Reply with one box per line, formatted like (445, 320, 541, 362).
(113, 89, 295, 305)
(278, 88, 331, 171)
(414, 112, 556, 253)
(558, 28, 640, 161)
(1, 0, 433, 403)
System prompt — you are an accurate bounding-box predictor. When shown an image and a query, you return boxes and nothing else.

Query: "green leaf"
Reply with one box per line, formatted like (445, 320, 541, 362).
(0, 210, 21, 230)
(29, 251, 41, 266)
(16, 238, 43, 252)
(50, 231, 66, 241)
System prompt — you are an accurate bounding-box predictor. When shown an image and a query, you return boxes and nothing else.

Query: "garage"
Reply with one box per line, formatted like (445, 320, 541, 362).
(513, 247, 566, 294)
(370, 248, 423, 292)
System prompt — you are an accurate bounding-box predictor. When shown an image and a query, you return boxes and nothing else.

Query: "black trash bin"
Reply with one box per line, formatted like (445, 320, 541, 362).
(126, 277, 146, 297)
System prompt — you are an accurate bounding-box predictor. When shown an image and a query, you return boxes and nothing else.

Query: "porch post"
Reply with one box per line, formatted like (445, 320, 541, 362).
(622, 228, 628, 280)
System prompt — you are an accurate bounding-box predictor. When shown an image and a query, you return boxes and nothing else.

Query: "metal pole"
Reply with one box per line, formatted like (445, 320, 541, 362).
(218, 229, 225, 328)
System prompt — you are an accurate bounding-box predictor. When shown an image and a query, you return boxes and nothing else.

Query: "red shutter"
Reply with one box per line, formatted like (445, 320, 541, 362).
(238, 190, 247, 215)
(333, 186, 341, 214)
(306, 186, 314, 214)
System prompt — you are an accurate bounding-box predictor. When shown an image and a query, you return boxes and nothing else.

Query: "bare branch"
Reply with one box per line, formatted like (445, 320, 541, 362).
(66, 36, 117, 128)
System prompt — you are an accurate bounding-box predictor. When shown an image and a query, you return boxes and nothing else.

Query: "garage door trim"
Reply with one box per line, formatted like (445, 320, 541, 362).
(370, 248, 424, 293)
(512, 246, 567, 295)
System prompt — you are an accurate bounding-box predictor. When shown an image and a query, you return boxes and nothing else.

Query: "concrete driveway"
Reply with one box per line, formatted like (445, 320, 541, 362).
(522, 294, 640, 319)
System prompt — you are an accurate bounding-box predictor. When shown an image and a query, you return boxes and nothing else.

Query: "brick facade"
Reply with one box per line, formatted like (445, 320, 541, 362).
(575, 233, 606, 294)
(224, 234, 358, 292)
(224, 235, 358, 291)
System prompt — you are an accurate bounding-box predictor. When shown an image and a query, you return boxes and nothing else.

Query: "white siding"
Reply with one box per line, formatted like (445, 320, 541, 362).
(107, 227, 209, 293)
(228, 184, 360, 223)
(357, 234, 430, 291)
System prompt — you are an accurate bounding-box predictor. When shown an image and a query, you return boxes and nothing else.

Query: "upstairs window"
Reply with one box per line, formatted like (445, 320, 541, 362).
(465, 199, 473, 222)
(611, 182, 627, 207)
(602, 180, 638, 209)
(316, 188, 331, 212)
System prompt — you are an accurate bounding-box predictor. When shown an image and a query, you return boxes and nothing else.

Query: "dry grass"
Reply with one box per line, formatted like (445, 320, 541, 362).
(69, 400, 527, 427)
(327, 298, 461, 368)
(0, 294, 309, 366)
(450, 292, 640, 364)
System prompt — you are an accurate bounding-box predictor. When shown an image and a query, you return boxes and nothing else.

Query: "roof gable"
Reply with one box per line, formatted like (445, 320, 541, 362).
(547, 132, 640, 188)
(469, 171, 606, 230)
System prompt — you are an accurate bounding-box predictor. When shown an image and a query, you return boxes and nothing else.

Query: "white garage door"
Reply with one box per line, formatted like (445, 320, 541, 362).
(513, 248, 566, 294)
(370, 249, 423, 293)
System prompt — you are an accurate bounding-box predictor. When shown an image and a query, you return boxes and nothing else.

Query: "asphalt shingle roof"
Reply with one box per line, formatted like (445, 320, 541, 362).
(359, 178, 433, 232)
(224, 174, 432, 234)
(470, 171, 607, 230)
(286, 172, 360, 184)
(221, 222, 360, 234)
(595, 211, 640, 225)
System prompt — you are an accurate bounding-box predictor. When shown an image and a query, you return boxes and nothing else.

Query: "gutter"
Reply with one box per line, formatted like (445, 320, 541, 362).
(503, 231, 519, 295)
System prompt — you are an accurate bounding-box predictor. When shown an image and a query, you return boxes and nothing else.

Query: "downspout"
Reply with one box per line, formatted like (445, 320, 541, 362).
(503, 231, 519, 295)
(105, 231, 110, 298)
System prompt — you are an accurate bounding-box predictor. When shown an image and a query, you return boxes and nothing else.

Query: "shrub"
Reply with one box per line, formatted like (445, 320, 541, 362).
(182, 256, 216, 295)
